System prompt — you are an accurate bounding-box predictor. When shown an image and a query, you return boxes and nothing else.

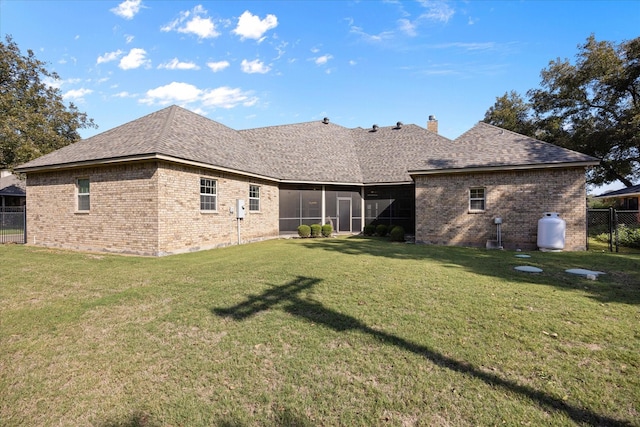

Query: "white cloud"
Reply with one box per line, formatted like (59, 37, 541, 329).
(158, 58, 200, 70)
(233, 10, 278, 41)
(43, 76, 61, 89)
(418, 0, 455, 23)
(349, 25, 394, 43)
(240, 59, 271, 74)
(45, 77, 81, 90)
(97, 49, 123, 64)
(113, 91, 134, 98)
(119, 48, 150, 70)
(140, 82, 202, 105)
(111, 0, 143, 20)
(161, 5, 219, 39)
(314, 54, 333, 66)
(432, 42, 497, 51)
(207, 61, 230, 72)
(140, 82, 257, 109)
(63, 88, 93, 101)
(125, 34, 135, 44)
(202, 86, 257, 108)
(398, 18, 417, 37)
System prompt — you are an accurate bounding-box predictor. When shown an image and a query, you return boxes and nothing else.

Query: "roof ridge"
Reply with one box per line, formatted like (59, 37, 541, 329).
(156, 105, 178, 151)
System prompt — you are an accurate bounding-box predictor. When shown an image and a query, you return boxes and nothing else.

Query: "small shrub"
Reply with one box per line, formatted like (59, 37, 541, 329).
(594, 224, 640, 249)
(363, 224, 376, 236)
(617, 224, 640, 249)
(389, 226, 405, 242)
(310, 224, 322, 238)
(321, 223, 333, 237)
(297, 224, 311, 238)
(376, 224, 388, 237)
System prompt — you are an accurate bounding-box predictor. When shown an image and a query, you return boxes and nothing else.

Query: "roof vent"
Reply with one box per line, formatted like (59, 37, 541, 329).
(428, 115, 436, 121)
(322, 117, 329, 124)
(396, 121, 403, 129)
(372, 124, 379, 132)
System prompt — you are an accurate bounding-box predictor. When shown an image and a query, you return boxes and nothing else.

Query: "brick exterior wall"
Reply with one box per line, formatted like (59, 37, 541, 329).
(156, 162, 279, 255)
(25, 161, 279, 256)
(414, 167, 589, 251)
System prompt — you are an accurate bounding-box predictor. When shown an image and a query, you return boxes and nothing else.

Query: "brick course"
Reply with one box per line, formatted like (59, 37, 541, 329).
(414, 167, 588, 250)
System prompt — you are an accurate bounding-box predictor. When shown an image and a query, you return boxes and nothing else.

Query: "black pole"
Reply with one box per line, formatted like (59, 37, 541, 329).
(614, 209, 619, 253)
(608, 207, 614, 252)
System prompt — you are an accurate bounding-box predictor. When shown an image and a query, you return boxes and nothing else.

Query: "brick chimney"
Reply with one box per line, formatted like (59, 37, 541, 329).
(427, 115, 438, 133)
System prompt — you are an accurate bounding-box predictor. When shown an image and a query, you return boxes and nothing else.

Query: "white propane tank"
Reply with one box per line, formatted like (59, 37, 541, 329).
(537, 212, 566, 251)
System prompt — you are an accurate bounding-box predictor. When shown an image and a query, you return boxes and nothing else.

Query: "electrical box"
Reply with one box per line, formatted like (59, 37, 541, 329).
(236, 199, 245, 219)
(494, 217, 502, 224)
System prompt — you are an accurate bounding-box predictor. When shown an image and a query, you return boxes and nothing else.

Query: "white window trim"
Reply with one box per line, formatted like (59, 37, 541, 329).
(249, 184, 260, 212)
(200, 178, 217, 212)
(469, 187, 486, 212)
(76, 178, 90, 213)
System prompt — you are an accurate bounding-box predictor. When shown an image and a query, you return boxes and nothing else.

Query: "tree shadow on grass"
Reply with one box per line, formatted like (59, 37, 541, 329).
(213, 276, 633, 427)
(98, 411, 159, 427)
(298, 236, 640, 305)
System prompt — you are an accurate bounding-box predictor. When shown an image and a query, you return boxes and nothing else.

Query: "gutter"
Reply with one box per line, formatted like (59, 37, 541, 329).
(15, 153, 281, 184)
(408, 161, 600, 176)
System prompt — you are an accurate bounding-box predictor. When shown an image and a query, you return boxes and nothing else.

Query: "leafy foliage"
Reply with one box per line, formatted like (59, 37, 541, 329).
(0, 35, 96, 170)
(321, 223, 333, 237)
(310, 223, 322, 238)
(375, 224, 388, 237)
(363, 224, 376, 236)
(595, 224, 640, 249)
(297, 224, 311, 238)
(389, 225, 405, 242)
(484, 35, 640, 187)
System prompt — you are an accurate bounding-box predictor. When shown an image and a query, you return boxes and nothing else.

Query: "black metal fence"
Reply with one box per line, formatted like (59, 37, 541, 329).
(587, 208, 640, 252)
(0, 206, 26, 244)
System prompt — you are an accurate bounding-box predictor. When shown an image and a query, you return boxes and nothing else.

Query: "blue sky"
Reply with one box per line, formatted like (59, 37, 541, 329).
(1, 0, 638, 191)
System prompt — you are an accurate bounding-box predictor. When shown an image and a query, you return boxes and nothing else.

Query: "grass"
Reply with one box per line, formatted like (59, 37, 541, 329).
(1, 237, 639, 426)
(588, 237, 640, 254)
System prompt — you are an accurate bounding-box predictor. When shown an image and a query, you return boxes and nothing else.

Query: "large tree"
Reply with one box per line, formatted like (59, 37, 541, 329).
(484, 35, 640, 187)
(0, 35, 96, 171)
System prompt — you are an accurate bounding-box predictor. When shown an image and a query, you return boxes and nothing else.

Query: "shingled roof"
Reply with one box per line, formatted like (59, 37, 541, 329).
(595, 183, 640, 198)
(0, 172, 25, 197)
(409, 122, 599, 174)
(16, 106, 599, 183)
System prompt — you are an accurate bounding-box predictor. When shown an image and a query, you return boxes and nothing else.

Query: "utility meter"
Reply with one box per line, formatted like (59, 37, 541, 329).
(236, 199, 245, 219)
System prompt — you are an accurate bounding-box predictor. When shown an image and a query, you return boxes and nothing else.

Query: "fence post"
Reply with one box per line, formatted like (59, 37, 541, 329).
(23, 205, 27, 244)
(614, 208, 620, 253)
(608, 207, 614, 252)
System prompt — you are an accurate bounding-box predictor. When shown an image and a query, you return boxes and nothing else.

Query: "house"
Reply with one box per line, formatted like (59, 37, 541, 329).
(595, 184, 640, 210)
(0, 170, 26, 208)
(15, 105, 598, 256)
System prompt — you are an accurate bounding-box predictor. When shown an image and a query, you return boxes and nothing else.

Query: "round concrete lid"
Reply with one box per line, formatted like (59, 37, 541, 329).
(565, 268, 606, 276)
(514, 266, 543, 273)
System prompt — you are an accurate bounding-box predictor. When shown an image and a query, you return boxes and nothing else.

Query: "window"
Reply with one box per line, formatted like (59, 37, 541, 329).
(249, 185, 260, 211)
(77, 178, 90, 211)
(469, 187, 486, 211)
(200, 178, 217, 211)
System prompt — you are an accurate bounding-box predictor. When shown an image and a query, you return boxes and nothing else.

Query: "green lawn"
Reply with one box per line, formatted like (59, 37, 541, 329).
(1, 238, 638, 426)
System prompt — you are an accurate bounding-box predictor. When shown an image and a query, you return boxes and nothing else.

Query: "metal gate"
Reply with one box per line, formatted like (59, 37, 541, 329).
(0, 206, 26, 244)
(587, 208, 640, 252)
